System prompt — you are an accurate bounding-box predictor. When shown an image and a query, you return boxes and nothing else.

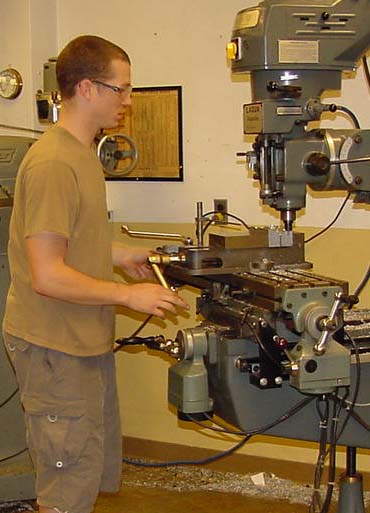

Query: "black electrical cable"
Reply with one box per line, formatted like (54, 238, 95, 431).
(304, 192, 351, 244)
(202, 395, 315, 436)
(0, 388, 19, 409)
(122, 396, 315, 469)
(335, 106, 361, 129)
(113, 314, 153, 353)
(201, 218, 214, 238)
(309, 387, 354, 513)
(0, 447, 28, 464)
(333, 334, 361, 444)
(202, 210, 250, 233)
(122, 436, 250, 468)
(348, 408, 370, 433)
(318, 395, 340, 513)
(353, 264, 370, 298)
(309, 396, 329, 513)
(362, 55, 370, 91)
(189, 415, 248, 436)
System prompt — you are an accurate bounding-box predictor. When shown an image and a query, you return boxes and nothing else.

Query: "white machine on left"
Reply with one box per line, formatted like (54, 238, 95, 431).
(0, 136, 36, 502)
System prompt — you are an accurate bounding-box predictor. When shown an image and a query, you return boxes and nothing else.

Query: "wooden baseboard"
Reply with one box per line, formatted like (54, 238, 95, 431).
(123, 436, 370, 490)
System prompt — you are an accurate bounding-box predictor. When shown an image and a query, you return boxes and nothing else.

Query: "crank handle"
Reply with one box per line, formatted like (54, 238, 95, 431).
(121, 225, 193, 245)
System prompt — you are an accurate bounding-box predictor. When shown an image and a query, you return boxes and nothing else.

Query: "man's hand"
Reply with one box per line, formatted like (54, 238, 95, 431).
(124, 283, 189, 319)
(112, 244, 153, 280)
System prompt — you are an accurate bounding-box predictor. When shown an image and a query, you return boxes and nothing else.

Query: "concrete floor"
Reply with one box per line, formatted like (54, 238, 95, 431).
(93, 462, 362, 513)
(96, 487, 310, 513)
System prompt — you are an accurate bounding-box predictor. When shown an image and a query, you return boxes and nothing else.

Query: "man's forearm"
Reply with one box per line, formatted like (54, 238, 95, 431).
(31, 259, 130, 306)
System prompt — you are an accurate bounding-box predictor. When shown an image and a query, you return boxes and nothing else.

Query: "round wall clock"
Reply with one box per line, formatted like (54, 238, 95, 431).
(0, 68, 23, 99)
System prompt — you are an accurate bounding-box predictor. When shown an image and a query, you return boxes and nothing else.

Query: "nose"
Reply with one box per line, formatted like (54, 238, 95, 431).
(121, 94, 132, 107)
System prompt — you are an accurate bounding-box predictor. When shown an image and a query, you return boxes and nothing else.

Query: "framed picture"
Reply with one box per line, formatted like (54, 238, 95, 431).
(102, 85, 183, 181)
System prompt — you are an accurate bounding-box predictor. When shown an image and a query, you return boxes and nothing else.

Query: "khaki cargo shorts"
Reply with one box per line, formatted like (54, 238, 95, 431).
(4, 332, 122, 513)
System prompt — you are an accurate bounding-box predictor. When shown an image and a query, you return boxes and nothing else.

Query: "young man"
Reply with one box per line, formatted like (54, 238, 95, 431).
(2, 35, 188, 513)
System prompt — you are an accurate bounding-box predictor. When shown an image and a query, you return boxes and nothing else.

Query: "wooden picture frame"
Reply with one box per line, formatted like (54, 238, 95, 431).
(103, 85, 183, 181)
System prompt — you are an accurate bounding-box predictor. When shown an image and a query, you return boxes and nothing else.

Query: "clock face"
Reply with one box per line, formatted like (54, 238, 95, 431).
(0, 68, 23, 99)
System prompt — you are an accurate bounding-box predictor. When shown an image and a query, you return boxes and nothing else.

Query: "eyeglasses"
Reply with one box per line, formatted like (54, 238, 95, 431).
(92, 79, 132, 97)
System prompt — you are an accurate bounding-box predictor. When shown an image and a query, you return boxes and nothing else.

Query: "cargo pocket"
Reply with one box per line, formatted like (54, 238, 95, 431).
(22, 394, 88, 469)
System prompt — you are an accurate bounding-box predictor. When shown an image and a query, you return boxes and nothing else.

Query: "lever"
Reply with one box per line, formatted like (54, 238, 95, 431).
(121, 225, 193, 245)
(314, 293, 359, 355)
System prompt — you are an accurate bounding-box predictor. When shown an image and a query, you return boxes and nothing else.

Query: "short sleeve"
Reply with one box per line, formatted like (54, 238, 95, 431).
(23, 160, 80, 239)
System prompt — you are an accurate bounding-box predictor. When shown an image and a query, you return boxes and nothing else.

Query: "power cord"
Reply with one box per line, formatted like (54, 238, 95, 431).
(201, 210, 250, 238)
(122, 436, 250, 468)
(0, 388, 19, 408)
(304, 192, 351, 244)
(114, 314, 153, 353)
(335, 106, 361, 129)
(0, 447, 28, 464)
(352, 264, 370, 299)
(309, 395, 330, 513)
(122, 396, 314, 468)
(0, 392, 28, 463)
(362, 55, 370, 91)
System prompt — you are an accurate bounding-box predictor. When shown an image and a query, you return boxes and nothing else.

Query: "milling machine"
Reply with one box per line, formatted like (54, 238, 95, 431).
(118, 2, 370, 512)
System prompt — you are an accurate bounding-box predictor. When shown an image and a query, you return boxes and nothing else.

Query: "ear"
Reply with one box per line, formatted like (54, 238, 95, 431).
(76, 78, 94, 100)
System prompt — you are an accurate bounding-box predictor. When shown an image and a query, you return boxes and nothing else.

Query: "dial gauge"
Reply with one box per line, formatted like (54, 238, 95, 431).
(0, 68, 23, 99)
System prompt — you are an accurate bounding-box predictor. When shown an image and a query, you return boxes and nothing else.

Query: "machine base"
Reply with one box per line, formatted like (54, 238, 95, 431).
(337, 474, 365, 513)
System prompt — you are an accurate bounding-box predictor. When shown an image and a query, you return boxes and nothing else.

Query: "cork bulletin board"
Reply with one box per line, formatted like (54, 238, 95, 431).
(104, 85, 183, 181)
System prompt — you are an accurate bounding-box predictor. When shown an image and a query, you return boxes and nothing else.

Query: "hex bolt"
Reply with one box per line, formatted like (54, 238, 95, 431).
(251, 364, 260, 374)
(259, 378, 268, 387)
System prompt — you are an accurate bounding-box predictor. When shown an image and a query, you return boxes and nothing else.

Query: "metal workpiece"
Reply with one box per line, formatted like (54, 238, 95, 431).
(209, 226, 294, 249)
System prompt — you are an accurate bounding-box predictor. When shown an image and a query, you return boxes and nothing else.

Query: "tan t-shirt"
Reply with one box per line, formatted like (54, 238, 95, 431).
(3, 126, 115, 356)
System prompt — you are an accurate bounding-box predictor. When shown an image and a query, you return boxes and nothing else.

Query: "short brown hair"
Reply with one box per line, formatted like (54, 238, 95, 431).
(56, 35, 131, 99)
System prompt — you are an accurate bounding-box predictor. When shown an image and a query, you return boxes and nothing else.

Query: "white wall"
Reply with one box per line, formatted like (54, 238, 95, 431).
(0, 0, 57, 137)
